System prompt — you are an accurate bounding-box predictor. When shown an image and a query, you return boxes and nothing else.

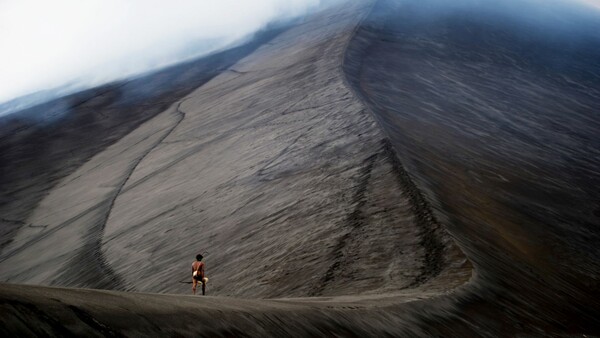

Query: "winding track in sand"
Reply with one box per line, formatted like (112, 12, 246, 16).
(6, 0, 600, 335)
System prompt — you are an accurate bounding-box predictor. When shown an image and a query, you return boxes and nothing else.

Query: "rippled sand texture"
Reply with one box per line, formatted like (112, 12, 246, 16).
(345, 0, 600, 335)
(0, 29, 283, 259)
(0, 29, 286, 290)
(0, 0, 475, 334)
(0, 0, 468, 300)
(2, 0, 599, 336)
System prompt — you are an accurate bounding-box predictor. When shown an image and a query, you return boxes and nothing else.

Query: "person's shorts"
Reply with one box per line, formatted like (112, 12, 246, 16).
(193, 275, 207, 283)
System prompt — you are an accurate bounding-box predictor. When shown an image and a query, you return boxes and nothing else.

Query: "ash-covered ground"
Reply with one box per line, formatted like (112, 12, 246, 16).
(345, 0, 600, 335)
(1, 0, 599, 336)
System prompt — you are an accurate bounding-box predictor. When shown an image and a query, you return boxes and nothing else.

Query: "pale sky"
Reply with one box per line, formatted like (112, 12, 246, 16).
(0, 0, 598, 105)
(0, 0, 321, 103)
(579, 0, 600, 8)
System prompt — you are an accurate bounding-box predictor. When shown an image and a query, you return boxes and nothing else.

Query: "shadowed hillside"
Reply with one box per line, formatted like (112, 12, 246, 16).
(344, 0, 600, 334)
(2, 0, 599, 336)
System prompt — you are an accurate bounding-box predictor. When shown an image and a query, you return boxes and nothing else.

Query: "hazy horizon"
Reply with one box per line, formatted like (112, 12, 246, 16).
(0, 0, 326, 109)
(0, 0, 598, 113)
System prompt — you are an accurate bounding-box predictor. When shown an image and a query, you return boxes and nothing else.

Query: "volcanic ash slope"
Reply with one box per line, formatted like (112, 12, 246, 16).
(0, 0, 468, 299)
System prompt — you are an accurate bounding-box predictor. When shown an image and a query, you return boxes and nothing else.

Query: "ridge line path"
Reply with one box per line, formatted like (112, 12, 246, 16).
(0, 0, 470, 302)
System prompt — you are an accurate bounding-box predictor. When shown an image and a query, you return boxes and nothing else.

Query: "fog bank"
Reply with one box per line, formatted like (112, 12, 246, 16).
(0, 0, 324, 109)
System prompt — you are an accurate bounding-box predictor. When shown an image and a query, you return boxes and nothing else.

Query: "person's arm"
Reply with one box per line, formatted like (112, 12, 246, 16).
(200, 262, 205, 278)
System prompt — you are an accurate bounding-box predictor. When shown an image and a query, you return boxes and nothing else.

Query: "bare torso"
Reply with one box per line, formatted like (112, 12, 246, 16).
(192, 261, 204, 278)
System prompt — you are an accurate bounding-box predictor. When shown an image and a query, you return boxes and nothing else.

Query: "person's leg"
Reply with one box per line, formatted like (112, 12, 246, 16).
(201, 280, 206, 295)
(192, 278, 197, 295)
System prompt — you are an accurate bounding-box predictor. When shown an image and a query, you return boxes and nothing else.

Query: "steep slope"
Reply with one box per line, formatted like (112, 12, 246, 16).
(0, 0, 468, 298)
(344, 0, 600, 335)
(3, 0, 600, 335)
(0, 28, 283, 261)
(0, 0, 479, 336)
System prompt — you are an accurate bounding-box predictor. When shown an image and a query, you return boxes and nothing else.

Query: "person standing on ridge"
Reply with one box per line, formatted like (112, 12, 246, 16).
(192, 254, 206, 295)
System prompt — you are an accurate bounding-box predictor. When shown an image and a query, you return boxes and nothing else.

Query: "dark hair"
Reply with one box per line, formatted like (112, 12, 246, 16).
(196, 254, 203, 261)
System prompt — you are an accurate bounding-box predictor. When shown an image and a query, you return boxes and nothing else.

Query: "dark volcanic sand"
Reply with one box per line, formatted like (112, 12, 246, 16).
(0, 1, 473, 335)
(345, 0, 600, 335)
(0, 28, 283, 274)
(0, 27, 285, 242)
(1, 0, 599, 336)
(1, 0, 470, 298)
